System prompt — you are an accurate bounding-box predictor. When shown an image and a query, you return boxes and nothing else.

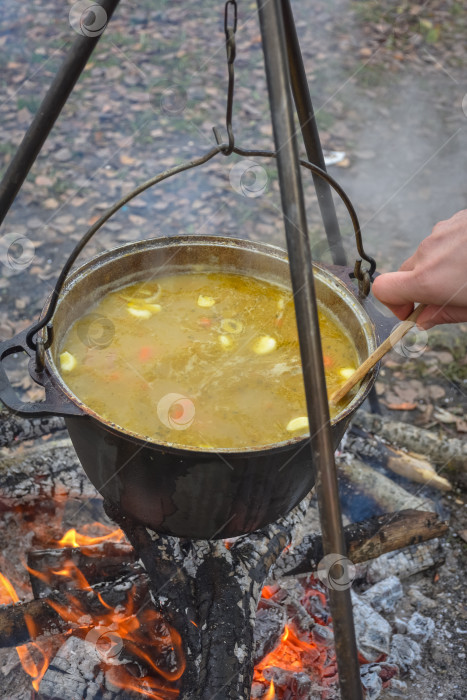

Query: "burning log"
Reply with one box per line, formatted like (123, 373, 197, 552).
(345, 426, 452, 492)
(0, 405, 65, 448)
(336, 453, 435, 513)
(277, 509, 448, 578)
(354, 411, 467, 474)
(0, 510, 446, 649)
(27, 542, 138, 598)
(104, 497, 310, 700)
(0, 572, 149, 648)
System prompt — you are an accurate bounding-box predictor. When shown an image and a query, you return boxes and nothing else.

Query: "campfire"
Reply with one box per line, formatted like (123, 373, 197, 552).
(0, 406, 453, 699)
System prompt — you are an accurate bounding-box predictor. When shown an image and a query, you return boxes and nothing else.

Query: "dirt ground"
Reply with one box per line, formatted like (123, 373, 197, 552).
(0, 0, 466, 698)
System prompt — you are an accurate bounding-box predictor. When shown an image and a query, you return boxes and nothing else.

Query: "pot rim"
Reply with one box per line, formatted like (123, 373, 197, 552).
(45, 235, 378, 456)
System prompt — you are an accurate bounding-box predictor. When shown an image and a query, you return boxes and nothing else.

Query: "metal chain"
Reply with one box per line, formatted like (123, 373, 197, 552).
(213, 0, 237, 155)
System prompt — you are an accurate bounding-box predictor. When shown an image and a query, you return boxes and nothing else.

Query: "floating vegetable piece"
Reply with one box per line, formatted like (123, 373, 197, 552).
(121, 285, 161, 304)
(139, 346, 153, 362)
(127, 307, 152, 319)
(286, 416, 309, 432)
(60, 351, 77, 372)
(277, 298, 286, 311)
(323, 355, 333, 368)
(340, 367, 355, 379)
(253, 335, 277, 355)
(220, 318, 243, 334)
(127, 302, 161, 319)
(198, 317, 212, 328)
(197, 295, 216, 308)
(219, 334, 233, 349)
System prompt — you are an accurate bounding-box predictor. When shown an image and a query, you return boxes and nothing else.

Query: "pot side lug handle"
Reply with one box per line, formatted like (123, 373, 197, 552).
(0, 329, 84, 418)
(326, 264, 397, 344)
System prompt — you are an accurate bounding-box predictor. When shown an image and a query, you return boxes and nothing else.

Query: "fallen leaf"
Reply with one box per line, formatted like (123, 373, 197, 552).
(119, 154, 136, 165)
(386, 402, 418, 411)
(455, 419, 467, 433)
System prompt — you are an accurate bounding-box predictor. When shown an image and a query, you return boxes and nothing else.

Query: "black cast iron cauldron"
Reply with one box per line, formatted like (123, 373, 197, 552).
(0, 236, 388, 539)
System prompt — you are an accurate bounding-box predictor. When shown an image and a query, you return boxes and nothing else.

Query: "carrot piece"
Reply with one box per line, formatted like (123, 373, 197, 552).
(323, 355, 333, 368)
(198, 317, 212, 328)
(139, 346, 153, 362)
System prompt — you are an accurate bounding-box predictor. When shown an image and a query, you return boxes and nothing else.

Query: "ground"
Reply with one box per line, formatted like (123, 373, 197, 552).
(0, 0, 466, 698)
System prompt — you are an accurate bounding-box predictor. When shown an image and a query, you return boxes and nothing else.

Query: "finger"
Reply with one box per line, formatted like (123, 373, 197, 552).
(372, 271, 421, 307)
(379, 301, 414, 321)
(416, 305, 467, 330)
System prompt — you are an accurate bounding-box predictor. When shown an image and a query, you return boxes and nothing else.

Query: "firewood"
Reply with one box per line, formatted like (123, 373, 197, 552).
(104, 496, 311, 700)
(0, 572, 149, 648)
(0, 511, 447, 653)
(345, 427, 452, 492)
(0, 438, 97, 506)
(0, 404, 65, 448)
(276, 510, 448, 578)
(336, 453, 436, 513)
(27, 542, 138, 598)
(354, 411, 467, 473)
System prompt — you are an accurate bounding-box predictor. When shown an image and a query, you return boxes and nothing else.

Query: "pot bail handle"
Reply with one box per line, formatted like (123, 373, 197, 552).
(0, 329, 83, 417)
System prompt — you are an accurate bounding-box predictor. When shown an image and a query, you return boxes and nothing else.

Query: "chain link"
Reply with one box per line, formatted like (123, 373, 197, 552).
(213, 0, 238, 155)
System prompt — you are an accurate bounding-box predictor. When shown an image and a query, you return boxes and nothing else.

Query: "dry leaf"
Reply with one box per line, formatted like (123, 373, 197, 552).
(386, 402, 418, 411)
(119, 154, 136, 165)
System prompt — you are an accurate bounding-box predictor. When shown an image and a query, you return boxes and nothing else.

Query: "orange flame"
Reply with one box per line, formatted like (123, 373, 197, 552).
(2, 519, 185, 698)
(43, 560, 185, 697)
(265, 680, 275, 699)
(57, 523, 125, 548)
(0, 573, 50, 690)
(254, 623, 332, 691)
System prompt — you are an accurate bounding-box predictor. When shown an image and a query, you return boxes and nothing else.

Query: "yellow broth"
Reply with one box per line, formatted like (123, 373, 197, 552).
(58, 272, 360, 449)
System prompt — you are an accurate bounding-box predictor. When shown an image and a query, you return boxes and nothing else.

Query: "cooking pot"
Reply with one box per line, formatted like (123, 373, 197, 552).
(0, 236, 390, 538)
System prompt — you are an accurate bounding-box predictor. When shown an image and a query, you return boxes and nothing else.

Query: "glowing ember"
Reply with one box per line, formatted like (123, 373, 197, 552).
(0, 573, 51, 691)
(253, 580, 339, 698)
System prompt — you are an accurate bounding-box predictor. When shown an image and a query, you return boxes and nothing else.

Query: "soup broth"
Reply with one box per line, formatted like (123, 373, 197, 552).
(57, 271, 360, 449)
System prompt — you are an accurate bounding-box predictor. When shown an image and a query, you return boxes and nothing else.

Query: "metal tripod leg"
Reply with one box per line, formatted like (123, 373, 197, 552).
(282, 0, 347, 266)
(0, 0, 121, 227)
(256, 1, 363, 698)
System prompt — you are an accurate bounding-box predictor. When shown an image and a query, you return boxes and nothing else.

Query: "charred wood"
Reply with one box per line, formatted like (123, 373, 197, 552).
(278, 510, 448, 578)
(0, 510, 446, 665)
(0, 404, 65, 448)
(27, 542, 139, 598)
(104, 497, 310, 700)
(0, 438, 96, 506)
(0, 572, 149, 648)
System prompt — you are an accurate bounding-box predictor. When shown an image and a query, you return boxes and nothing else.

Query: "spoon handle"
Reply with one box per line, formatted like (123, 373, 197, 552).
(329, 304, 428, 405)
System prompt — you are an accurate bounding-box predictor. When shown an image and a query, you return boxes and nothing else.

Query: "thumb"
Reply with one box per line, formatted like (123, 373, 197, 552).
(372, 271, 419, 318)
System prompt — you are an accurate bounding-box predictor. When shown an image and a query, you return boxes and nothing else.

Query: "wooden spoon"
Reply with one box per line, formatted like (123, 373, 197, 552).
(329, 303, 428, 406)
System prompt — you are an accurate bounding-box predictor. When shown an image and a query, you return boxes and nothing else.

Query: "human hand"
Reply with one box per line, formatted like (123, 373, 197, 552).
(372, 208, 467, 329)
